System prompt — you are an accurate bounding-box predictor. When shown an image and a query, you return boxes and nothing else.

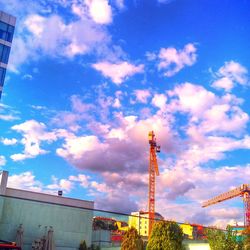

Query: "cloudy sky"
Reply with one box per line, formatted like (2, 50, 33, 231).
(0, 0, 250, 228)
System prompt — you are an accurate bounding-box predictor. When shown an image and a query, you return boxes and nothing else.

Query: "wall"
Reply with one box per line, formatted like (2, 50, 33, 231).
(185, 242, 210, 250)
(0, 196, 93, 250)
(92, 230, 111, 248)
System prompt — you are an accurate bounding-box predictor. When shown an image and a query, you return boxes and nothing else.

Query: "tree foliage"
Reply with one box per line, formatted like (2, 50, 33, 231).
(121, 227, 144, 250)
(242, 226, 250, 250)
(146, 221, 185, 250)
(206, 225, 242, 250)
(79, 240, 88, 250)
(79, 241, 100, 250)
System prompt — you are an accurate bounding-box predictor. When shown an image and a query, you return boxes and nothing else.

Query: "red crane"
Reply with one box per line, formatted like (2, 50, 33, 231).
(148, 131, 161, 236)
(202, 184, 250, 226)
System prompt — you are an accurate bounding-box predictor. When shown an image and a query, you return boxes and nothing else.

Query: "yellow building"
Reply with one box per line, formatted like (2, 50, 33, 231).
(115, 220, 129, 232)
(179, 224, 194, 239)
(128, 211, 164, 237)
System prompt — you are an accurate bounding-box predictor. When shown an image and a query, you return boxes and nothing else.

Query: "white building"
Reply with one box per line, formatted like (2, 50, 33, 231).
(0, 171, 94, 250)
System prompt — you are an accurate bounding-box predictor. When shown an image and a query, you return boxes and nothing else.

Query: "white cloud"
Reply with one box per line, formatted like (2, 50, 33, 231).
(219, 61, 248, 84)
(0, 156, 6, 166)
(10, 120, 57, 161)
(113, 98, 121, 108)
(0, 103, 20, 122)
(0, 104, 20, 120)
(86, 0, 113, 24)
(10, 153, 30, 162)
(201, 105, 249, 134)
(168, 82, 249, 135)
(112, 90, 123, 108)
(1, 0, 127, 72)
(51, 79, 250, 220)
(46, 176, 74, 193)
(44, 78, 250, 223)
(158, 43, 197, 76)
(9, 12, 112, 71)
(151, 93, 167, 110)
(178, 135, 250, 167)
(0, 114, 19, 121)
(7, 172, 43, 192)
(24, 14, 46, 36)
(156, 163, 250, 227)
(7, 171, 74, 194)
(71, 3, 86, 18)
(69, 174, 90, 188)
(1, 138, 18, 145)
(57, 135, 107, 161)
(56, 112, 173, 173)
(92, 61, 144, 84)
(212, 77, 234, 92)
(212, 61, 248, 92)
(208, 208, 241, 220)
(133, 89, 151, 103)
(168, 82, 217, 117)
(22, 74, 33, 80)
(70, 95, 95, 113)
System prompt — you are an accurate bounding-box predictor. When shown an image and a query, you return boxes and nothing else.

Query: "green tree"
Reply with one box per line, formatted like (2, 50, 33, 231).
(79, 240, 87, 250)
(206, 225, 242, 250)
(121, 227, 144, 250)
(146, 221, 185, 250)
(242, 226, 250, 250)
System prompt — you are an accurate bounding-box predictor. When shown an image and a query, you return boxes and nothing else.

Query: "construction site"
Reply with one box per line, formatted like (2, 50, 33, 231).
(0, 131, 248, 250)
(0, 0, 249, 249)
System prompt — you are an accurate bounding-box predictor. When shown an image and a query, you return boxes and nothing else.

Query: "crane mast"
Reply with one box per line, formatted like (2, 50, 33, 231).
(202, 184, 250, 226)
(148, 131, 160, 237)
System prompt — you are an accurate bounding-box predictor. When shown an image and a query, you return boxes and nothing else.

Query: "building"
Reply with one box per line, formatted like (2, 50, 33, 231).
(128, 211, 164, 237)
(179, 224, 194, 239)
(0, 171, 94, 250)
(0, 10, 16, 99)
(92, 216, 129, 247)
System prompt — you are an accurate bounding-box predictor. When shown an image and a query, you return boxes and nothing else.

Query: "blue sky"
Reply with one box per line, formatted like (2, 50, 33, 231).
(0, 0, 250, 227)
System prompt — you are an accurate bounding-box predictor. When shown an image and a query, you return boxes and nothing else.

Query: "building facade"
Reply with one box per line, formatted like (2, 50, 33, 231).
(0, 10, 16, 99)
(129, 211, 164, 237)
(0, 171, 94, 250)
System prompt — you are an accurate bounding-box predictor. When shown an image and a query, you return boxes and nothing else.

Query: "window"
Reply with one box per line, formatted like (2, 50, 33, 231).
(0, 21, 14, 42)
(0, 21, 8, 41)
(0, 44, 3, 58)
(0, 44, 10, 64)
(2, 46, 10, 63)
(0, 67, 6, 86)
(0, 21, 8, 32)
(7, 25, 14, 42)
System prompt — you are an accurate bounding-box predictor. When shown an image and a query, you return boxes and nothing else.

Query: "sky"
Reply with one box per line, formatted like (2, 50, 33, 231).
(0, 0, 250, 228)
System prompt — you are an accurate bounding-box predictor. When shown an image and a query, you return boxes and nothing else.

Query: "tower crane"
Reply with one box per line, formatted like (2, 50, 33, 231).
(202, 184, 250, 226)
(148, 131, 161, 236)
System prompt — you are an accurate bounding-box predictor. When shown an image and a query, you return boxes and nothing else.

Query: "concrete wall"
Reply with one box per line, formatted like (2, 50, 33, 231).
(92, 230, 111, 248)
(0, 196, 93, 250)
